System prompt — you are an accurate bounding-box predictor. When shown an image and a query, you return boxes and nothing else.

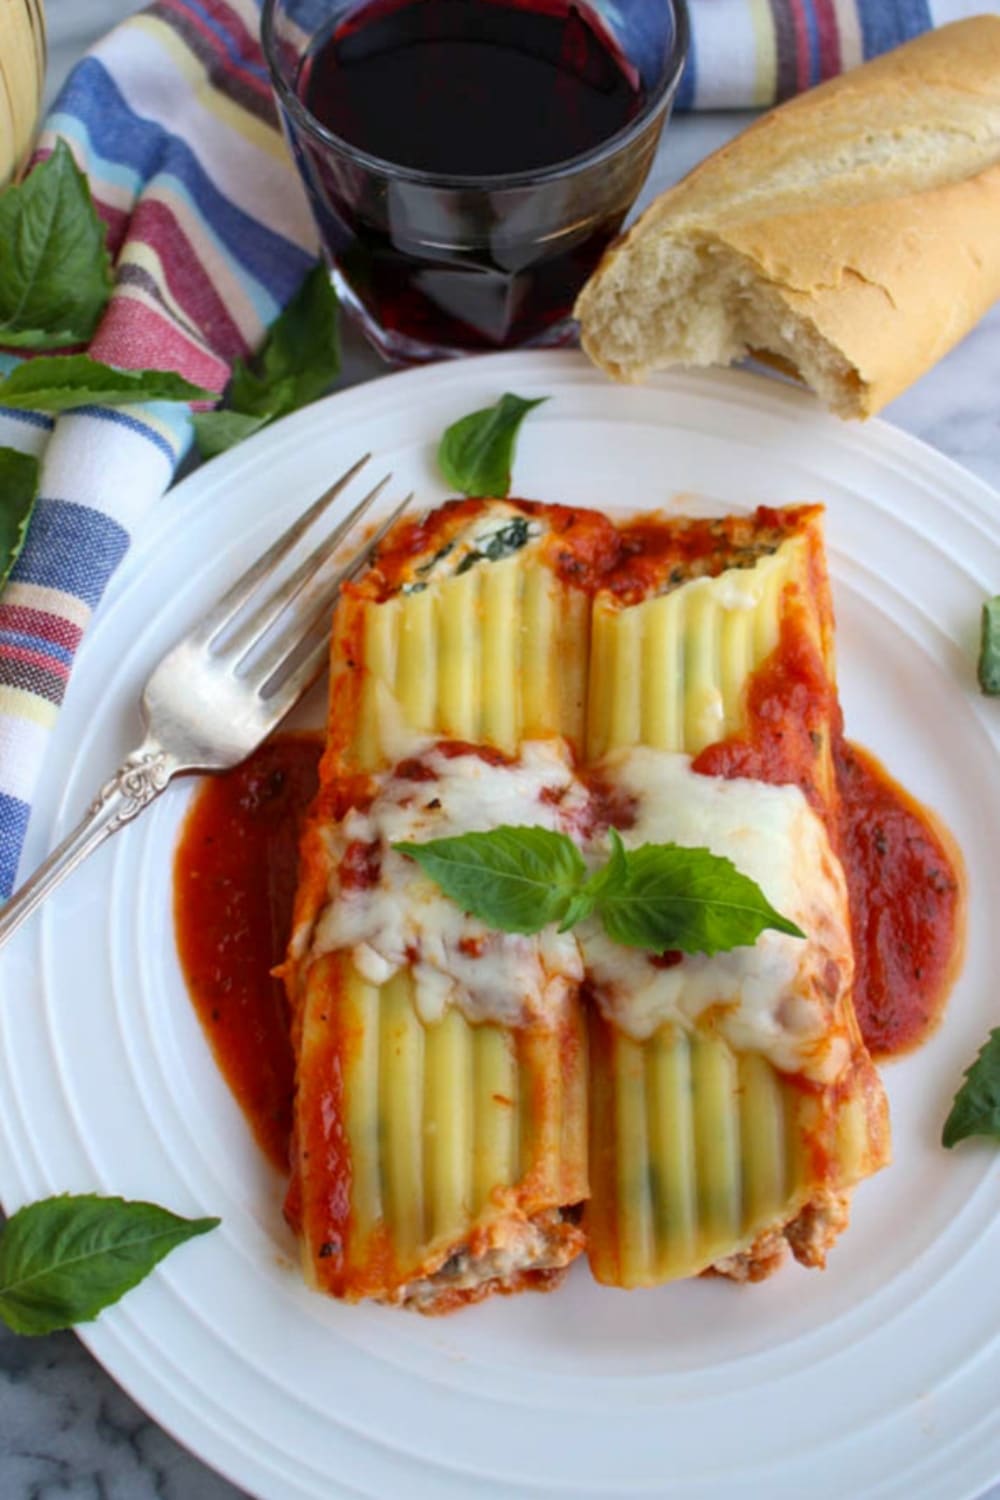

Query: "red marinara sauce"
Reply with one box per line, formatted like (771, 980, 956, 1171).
(173, 734, 322, 1170)
(833, 741, 964, 1058)
(693, 611, 964, 1060)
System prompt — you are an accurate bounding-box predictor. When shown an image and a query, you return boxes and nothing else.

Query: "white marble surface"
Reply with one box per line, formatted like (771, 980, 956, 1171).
(1, 3, 998, 1499)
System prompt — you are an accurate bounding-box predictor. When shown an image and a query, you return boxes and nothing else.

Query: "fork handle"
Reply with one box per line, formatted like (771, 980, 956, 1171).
(0, 739, 179, 951)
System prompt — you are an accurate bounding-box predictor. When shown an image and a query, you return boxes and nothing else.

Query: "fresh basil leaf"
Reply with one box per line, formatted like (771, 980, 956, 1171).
(0, 448, 39, 592)
(557, 888, 598, 933)
(588, 826, 630, 902)
(978, 597, 1000, 696)
(0, 356, 213, 412)
(0, 140, 113, 349)
(437, 393, 547, 497)
(229, 263, 340, 421)
(192, 409, 268, 459)
(194, 266, 341, 461)
(942, 1029, 1000, 1148)
(556, 831, 627, 933)
(596, 836, 806, 956)
(0, 1195, 219, 1336)
(394, 825, 587, 935)
(395, 821, 804, 957)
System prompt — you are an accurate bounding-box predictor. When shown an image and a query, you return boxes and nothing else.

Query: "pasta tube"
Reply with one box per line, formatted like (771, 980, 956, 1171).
(284, 500, 610, 1309)
(584, 507, 890, 1286)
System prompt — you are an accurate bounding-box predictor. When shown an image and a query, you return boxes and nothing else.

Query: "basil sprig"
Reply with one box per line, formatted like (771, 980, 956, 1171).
(395, 825, 804, 956)
(942, 1028, 1000, 1148)
(978, 597, 1000, 696)
(0, 149, 340, 450)
(395, 826, 588, 935)
(0, 1195, 219, 1336)
(0, 449, 39, 592)
(0, 143, 215, 415)
(194, 264, 341, 458)
(437, 393, 547, 497)
(0, 357, 213, 413)
(0, 141, 112, 349)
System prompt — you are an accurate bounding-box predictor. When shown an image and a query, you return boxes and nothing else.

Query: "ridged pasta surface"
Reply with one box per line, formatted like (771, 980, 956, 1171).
(587, 1020, 818, 1284)
(351, 556, 590, 769)
(587, 542, 798, 759)
(296, 956, 587, 1292)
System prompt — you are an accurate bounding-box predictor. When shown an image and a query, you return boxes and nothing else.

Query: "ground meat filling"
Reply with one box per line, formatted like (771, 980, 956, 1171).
(783, 1189, 851, 1269)
(710, 1188, 852, 1284)
(394, 1206, 585, 1312)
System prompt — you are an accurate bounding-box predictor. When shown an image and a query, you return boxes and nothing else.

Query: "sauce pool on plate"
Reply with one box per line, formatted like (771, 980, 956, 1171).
(834, 741, 964, 1058)
(173, 734, 322, 1171)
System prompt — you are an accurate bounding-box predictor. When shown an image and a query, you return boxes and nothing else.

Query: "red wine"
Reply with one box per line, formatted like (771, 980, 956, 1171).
(292, 0, 657, 357)
(302, 0, 644, 176)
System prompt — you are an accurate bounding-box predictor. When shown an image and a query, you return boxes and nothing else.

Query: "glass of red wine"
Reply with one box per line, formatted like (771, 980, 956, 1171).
(262, 0, 688, 363)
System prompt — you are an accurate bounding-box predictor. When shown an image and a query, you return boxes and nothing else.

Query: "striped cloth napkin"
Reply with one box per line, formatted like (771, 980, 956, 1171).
(0, 0, 985, 898)
(675, 0, 986, 109)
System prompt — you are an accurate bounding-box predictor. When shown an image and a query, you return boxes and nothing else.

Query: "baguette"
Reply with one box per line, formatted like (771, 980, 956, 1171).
(574, 17, 1000, 418)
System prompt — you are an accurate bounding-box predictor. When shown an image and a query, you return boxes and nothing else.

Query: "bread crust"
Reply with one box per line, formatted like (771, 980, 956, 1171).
(575, 17, 1000, 417)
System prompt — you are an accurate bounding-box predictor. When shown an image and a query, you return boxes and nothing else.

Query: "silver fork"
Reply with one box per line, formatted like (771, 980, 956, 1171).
(0, 455, 411, 950)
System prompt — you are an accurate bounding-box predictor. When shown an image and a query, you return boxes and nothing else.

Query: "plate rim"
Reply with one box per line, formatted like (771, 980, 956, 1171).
(3, 350, 999, 1500)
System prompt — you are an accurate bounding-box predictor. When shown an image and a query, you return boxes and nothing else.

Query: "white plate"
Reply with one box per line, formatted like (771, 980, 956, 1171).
(2, 352, 999, 1500)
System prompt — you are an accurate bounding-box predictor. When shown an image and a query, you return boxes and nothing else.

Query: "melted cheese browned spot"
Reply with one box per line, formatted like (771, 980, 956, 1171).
(311, 737, 588, 1030)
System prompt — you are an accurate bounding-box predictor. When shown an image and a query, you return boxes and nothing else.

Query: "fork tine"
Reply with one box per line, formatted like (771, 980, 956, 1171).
(226, 472, 393, 665)
(249, 490, 415, 696)
(262, 634, 331, 715)
(190, 453, 371, 647)
(341, 489, 416, 582)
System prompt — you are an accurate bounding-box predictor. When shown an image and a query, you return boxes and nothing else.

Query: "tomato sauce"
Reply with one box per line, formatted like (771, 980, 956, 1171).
(339, 838, 382, 890)
(603, 506, 810, 607)
(173, 735, 322, 1170)
(834, 741, 963, 1058)
(693, 608, 833, 817)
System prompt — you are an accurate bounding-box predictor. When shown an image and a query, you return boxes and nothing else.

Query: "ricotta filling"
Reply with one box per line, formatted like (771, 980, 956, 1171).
(400, 502, 545, 594)
(311, 737, 853, 1080)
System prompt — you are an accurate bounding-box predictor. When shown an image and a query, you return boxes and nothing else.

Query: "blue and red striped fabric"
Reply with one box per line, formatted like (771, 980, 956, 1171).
(0, 0, 317, 896)
(674, 0, 977, 111)
(0, 0, 980, 897)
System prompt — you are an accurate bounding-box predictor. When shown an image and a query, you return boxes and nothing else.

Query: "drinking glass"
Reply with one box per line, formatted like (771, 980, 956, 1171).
(262, 0, 688, 363)
(0, 0, 46, 186)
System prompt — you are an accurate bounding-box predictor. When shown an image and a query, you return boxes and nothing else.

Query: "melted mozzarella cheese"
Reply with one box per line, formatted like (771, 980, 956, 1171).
(312, 729, 853, 1078)
(312, 739, 587, 1029)
(580, 748, 853, 1082)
